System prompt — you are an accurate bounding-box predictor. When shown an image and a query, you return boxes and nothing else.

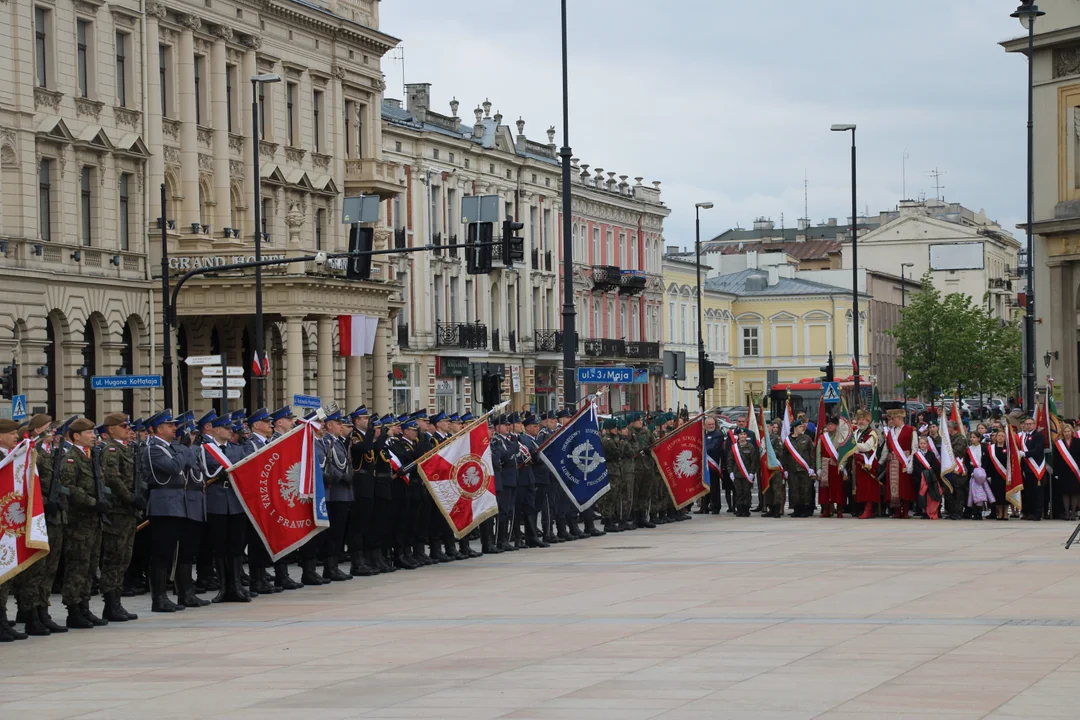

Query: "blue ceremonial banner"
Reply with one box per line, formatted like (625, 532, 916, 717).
(537, 403, 610, 511)
(312, 450, 329, 528)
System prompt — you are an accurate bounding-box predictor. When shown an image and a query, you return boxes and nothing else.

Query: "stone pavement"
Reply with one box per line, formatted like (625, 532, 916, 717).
(5, 516, 1080, 719)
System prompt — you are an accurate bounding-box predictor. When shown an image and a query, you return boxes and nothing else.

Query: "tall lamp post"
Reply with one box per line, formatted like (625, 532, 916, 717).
(695, 202, 714, 414)
(559, 0, 577, 410)
(832, 123, 860, 407)
(900, 262, 913, 405)
(251, 73, 281, 409)
(1012, 0, 1044, 413)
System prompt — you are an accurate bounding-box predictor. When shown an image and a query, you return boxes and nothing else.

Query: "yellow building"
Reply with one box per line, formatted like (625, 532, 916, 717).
(662, 250, 869, 413)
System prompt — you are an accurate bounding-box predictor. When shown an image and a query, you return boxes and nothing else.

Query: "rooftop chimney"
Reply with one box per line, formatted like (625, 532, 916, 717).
(404, 82, 431, 119)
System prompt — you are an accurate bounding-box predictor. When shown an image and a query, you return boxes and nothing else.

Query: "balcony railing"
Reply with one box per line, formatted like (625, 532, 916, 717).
(436, 322, 488, 349)
(619, 270, 648, 295)
(491, 329, 501, 352)
(625, 340, 660, 360)
(591, 265, 621, 291)
(397, 323, 409, 349)
(535, 329, 563, 353)
(394, 227, 406, 249)
(583, 338, 626, 358)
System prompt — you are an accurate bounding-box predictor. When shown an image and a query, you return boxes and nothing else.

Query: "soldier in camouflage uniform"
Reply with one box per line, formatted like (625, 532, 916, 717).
(628, 413, 656, 528)
(946, 421, 970, 520)
(617, 419, 636, 530)
(599, 418, 622, 530)
(784, 419, 817, 517)
(98, 413, 141, 622)
(58, 418, 109, 629)
(764, 419, 786, 518)
(727, 427, 761, 517)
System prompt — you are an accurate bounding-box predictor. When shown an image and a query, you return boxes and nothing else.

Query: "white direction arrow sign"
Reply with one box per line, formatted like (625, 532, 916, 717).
(201, 366, 245, 377)
(185, 355, 223, 366)
(202, 389, 242, 399)
(200, 377, 247, 388)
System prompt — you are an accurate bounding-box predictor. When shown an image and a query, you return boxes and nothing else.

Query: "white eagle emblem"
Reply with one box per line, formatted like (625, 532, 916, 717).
(3, 502, 26, 528)
(278, 462, 302, 507)
(674, 450, 699, 478)
(461, 465, 482, 489)
(569, 441, 603, 478)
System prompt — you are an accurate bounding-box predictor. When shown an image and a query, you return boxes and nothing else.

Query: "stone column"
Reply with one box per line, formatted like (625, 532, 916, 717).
(284, 315, 304, 405)
(210, 27, 232, 235)
(177, 15, 201, 227)
(145, 3, 166, 200)
(317, 316, 334, 402)
(345, 356, 363, 410)
(240, 38, 258, 239)
(1050, 261, 1077, 416)
(372, 319, 390, 411)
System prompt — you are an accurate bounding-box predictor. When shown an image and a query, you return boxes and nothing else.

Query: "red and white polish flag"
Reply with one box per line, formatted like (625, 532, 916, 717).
(417, 421, 499, 538)
(251, 351, 270, 378)
(338, 314, 380, 357)
(0, 440, 49, 584)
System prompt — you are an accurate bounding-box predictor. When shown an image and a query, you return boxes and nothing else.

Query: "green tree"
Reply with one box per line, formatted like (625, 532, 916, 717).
(889, 271, 944, 401)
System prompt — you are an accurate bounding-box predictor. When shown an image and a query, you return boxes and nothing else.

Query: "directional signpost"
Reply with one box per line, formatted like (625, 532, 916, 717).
(199, 377, 246, 388)
(822, 381, 841, 404)
(202, 389, 242, 400)
(200, 366, 244, 377)
(90, 375, 163, 390)
(184, 355, 223, 366)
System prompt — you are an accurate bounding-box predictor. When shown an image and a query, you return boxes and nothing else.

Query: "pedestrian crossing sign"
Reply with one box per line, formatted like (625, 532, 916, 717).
(11, 394, 26, 421)
(822, 382, 841, 404)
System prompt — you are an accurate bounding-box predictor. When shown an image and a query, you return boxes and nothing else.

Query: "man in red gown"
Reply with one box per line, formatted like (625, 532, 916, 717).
(882, 408, 918, 518)
(853, 410, 880, 519)
(817, 416, 846, 518)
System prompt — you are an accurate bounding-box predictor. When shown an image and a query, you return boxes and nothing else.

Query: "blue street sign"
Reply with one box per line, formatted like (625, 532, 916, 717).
(577, 366, 635, 385)
(292, 394, 322, 409)
(822, 381, 841, 404)
(11, 394, 26, 422)
(91, 375, 162, 390)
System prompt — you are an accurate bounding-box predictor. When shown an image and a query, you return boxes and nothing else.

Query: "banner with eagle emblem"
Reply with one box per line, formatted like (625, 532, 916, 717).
(651, 415, 709, 509)
(537, 403, 609, 512)
(417, 420, 499, 538)
(0, 440, 49, 584)
(226, 423, 326, 561)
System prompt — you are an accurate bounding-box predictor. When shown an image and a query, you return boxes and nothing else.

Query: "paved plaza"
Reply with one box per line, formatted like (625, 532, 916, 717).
(4, 516, 1080, 719)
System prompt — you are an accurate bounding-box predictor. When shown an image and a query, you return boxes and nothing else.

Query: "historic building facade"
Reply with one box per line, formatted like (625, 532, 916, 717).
(1, 0, 403, 419)
(381, 84, 563, 415)
(568, 158, 668, 413)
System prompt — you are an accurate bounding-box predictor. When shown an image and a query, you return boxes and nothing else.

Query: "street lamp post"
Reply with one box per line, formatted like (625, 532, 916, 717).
(832, 123, 860, 407)
(559, 0, 577, 410)
(251, 73, 281, 409)
(1012, 0, 1044, 414)
(160, 184, 173, 410)
(900, 262, 913, 405)
(695, 202, 713, 415)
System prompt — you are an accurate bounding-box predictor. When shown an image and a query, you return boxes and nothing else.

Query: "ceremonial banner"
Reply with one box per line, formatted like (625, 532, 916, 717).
(759, 404, 779, 496)
(938, 406, 957, 491)
(417, 420, 499, 538)
(227, 425, 325, 561)
(835, 400, 857, 464)
(337, 314, 380, 357)
(0, 440, 49, 584)
(1005, 423, 1024, 511)
(537, 403, 610, 512)
(1038, 379, 1063, 446)
(311, 440, 329, 528)
(651, 415, 708, 509)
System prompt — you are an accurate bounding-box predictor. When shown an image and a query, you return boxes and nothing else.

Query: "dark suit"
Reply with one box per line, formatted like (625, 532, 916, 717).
(1020, 430, 1046, 518)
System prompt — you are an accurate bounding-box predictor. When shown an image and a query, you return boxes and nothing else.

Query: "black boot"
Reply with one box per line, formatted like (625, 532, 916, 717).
(567, 517, 586, 538)
(22, 606, 50, 636)
(196, 562, 219, 592)
(102, 590, 137, 622)
(460, 538, 483, 558)
(365, 549, 385, 572)
(300, 560, 325, 585)
(430, 543, 450, 562)
(393, 548, 419, 570)
(480, 523, 496, 554)
(175, 564, 210, 608)
(350, 550, 378, 576)
(150, 566, 184, 611)
(379, 549, 398, 572)
(583, 514, 606, 538)
(556, 519, 572, 541)
(38, 607, 67, 633)
(276, 562, 303, 589)
(81, 599, 110, 625)
(65, 604, 94, 630)
(411, 542, 433, 566)
(211, 559, 229, 603)
(324, 556, 353, 580)
(445, 540, 465, 560)
(249, 565, 276, 595)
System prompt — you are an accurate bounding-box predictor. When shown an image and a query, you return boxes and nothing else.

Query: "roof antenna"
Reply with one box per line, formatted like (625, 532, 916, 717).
(926, 167, 946, 201)
(803, 169, 809, 224)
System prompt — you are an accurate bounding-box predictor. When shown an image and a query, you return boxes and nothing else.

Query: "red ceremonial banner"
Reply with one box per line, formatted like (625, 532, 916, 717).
(651, 416, 709, 509)
(1006, 424, 1024, 511)
(226, 425, 325, 561)
(418, 421, 499, 538)
(0, 440, 49, 584)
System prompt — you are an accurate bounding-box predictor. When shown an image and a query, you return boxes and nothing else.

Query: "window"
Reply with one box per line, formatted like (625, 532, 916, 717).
(433, 149, 439, 160)
(77, 20, 90, 98)
(286, 82, 296, 145)
(742, 327, 759, 357)
(592, 227, 599, 263)
(34, 7, 48, 88)
(312, 90, 323, 152)
(464, 158, 470, 169)
(606, 228, 613, 265)
(38, 160, 51, 241)
(619, 231, 627, 268)
(159, 45, 169, 116)
(226, 65, 235, 132)
(449, 152, 455, 163)
(344, 100, 353, 157)
(506, 169, 512, 179)
(193, 55, 204, 124)
(115, 32, 127, 107)
(315, 208, 324, 250)
(261, 198, 271, 242)
(80, 166, 93, 246)
(395, 141, 402, 152)
(489, 163, 495, 174)
(679, 305, 687, 344)
(119, 174, 131, 250)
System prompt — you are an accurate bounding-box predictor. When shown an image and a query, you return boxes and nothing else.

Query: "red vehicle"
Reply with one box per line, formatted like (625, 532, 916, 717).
(768, 376, 873, 418)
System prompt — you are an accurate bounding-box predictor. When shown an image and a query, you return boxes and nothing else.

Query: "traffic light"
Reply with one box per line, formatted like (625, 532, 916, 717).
(346, 225, 374, 280)
(0, 365, 15, 400)
(480, 370, 503, 409)
(501, 217, 525, 269)
(701, 359, 715, 390)
(467, 222, 493, 274)
(820, 351, 834, 382)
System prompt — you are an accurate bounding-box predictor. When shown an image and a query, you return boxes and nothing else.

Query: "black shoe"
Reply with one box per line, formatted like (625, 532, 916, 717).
(300, 560, 326, 586)
(460, 540, 483, 558)
(175, 565, 210, 608)
(275, 562, 303, 590)
(102, 591, 137, 622)
(65, 606, 95, 630)
(80, 600, 109, 626)
(323, 556, 354, 580)
(545, 533, 563, 544)
(429, 545, 450, 563)
(498, 540, 517, 552)
(411, 544, 433, 566)
(378, 551, 398, 572)
(350, 550, 379, 576)
(23, 608, 50, 636)
(393, 550, 419, 570)
(39, 607, 67, 633)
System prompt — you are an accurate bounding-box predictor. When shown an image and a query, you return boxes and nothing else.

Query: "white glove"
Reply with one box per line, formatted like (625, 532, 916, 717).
(783, 471, 789, 479)
(729, 472, 735, 481)
(750, 474, 756, 482)
(809, 470, 817, 478)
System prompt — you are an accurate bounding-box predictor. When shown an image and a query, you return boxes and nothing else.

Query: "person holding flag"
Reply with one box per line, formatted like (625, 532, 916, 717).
(727, 426, 760, 517)
(816, 416, 846, 518)
(762, 417, 785, 518)
(783, 418, 816, 518)
(1053, 423, 1080, 521)
(853, 410, 881, 519)
(1018, 415, 1046, 520)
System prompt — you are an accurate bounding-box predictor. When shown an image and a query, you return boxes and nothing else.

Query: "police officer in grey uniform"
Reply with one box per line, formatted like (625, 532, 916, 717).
(239, 408, 281, 596)
(321, 410, 355, 582)
(201, 413, 250, 603)
(173, 411, 210, 609)
(144, 410, 188, 613)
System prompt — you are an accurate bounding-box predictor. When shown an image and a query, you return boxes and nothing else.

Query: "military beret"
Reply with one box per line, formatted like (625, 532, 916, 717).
(103, 412, 129, 428)
(617, 417, 628, 430)
(0, 418, 20, 433)
(791, 419, 805, 429)
(68, 418, 96, 434)
(28, 414, 52, 433)
(602, 418, 618, 431)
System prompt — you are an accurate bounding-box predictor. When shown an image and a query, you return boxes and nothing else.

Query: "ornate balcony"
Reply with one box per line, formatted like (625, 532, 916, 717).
(583, 338, 626, 358)
(436, 322, 488, 349)
(591, 265, 621, 291)
(535, 329, 563, 353)
(619, 269, 647, 295)
(343, 158, 401, 199)
(625, 340, 660, 360)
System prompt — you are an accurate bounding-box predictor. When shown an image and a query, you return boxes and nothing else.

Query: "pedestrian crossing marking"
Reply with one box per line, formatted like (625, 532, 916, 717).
(11, 394, 26, 421)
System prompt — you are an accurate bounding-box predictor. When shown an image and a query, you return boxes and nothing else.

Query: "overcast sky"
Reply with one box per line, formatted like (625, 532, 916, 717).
(379, 1, 1030, 249)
